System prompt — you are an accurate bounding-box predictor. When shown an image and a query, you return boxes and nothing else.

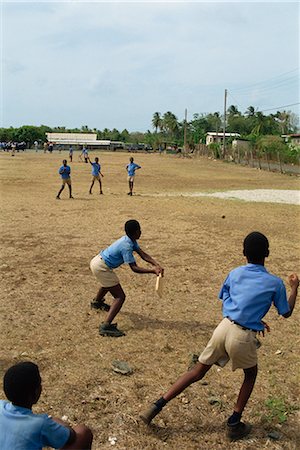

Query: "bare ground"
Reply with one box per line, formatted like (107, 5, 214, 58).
(0, 151, 300, 449)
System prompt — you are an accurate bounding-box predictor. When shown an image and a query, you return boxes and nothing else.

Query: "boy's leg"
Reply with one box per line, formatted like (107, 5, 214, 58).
(61, 424, 93, 450)
(105, 284, 126, 323)
(68, 183, 73, 198)
(99, 179, 103, 194)
(89, 180, 94, 194)
(226, 365, 257, 440)
(232, 365, 257, 416)
(128, 180, 132, 195)
(57, 184, 65, 199)
(99, 284, 126, 337)
(140, 362, 211, 424)
(91, 286, 110, 311)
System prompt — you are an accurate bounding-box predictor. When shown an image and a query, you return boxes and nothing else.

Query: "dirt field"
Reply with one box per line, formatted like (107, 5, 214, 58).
(0, 151, 299, 449)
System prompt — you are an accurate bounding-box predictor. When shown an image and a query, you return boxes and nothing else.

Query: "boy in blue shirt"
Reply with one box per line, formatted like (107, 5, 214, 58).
(56, 160, 73, 199)
(90, 220, 164, 337)
(126, 157, 141, 196)
(140, 232, 299, 441)
(88, 156, 104, 195)
(0, 361, 93, 450)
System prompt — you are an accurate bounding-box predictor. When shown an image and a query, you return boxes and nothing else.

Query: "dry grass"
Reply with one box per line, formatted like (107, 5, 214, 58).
(0, 151, 299, 450)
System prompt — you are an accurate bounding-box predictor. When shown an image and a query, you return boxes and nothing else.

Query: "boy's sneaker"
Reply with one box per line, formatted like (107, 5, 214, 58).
(227, 422, 252, 441)
(90, 299, 110, 311)
(140, 404, 161, 425)
(99, 323, 125, 337)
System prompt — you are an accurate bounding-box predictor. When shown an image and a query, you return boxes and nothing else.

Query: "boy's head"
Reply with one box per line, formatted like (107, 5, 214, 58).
(130, 157, 134, 163)
(63, 159, 67, 165)
(125, 219, 141, 240)
(243, 232, 269, 263)
(3, 362, 42, 407)
(95, 157, 99, 163)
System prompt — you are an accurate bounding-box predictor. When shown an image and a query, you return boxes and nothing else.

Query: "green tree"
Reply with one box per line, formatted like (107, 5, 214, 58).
(152, 112, 162, 133)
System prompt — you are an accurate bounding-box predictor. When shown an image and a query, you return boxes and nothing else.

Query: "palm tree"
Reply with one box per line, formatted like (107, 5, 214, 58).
(152, 112, 162, 133)
(245, 106, 256, 117)
(162, 111, 179, 139)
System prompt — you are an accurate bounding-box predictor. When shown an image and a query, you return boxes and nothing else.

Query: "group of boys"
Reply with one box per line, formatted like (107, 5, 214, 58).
(56, 156, 141, 199)
(1, 224, 298, 448)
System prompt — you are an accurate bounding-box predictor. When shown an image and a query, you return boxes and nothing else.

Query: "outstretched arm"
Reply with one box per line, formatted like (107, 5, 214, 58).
(129, 262, 161, 275)
(135, 248, 164, 274)
(283, 273, 299, 318)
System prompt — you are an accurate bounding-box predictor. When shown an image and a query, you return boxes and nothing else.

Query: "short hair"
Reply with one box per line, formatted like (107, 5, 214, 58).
(130, 157, 134, 162)
(125, 219, 140, 237)
(95, 157, 99, 162)
(3, 362, 41, 405)
(63, 159, 67, 164)
(243, 232, 269, 261)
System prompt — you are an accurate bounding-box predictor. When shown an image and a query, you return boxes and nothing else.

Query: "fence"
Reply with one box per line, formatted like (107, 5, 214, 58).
(192, 144, 300, 175)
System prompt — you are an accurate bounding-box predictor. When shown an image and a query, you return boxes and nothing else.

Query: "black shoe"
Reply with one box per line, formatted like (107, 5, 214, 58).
(99, 323, 125, 337)
(90, 299, 110, 311)
(140, 404, 161, 425)
(227, 422, 252, 441)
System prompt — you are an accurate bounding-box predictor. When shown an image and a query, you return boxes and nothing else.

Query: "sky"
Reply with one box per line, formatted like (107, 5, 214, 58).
(1, 1, 299, 131)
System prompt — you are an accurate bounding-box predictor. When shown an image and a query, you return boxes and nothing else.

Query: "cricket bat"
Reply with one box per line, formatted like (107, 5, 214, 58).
(155, 274, 164, 298)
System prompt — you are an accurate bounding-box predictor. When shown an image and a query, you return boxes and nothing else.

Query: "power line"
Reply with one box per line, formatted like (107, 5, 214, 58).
(259, 102, 300, 113)
(230, 68, 299, 93)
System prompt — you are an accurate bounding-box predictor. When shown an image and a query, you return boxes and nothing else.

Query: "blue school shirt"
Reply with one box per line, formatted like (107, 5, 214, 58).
(219, 264, 289, 331)
(126, 162, 141, 176)
(91, 162, 101, 176)
(58, 165, 71, 179)
(100, 235, 140, 269)
(0, 400, 70, 450)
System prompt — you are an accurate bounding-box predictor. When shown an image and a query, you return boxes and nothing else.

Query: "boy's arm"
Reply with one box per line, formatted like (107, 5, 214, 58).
(129, 261, 161, 276)
(136, 248, 163, 272)
(283, 273, 299, 318)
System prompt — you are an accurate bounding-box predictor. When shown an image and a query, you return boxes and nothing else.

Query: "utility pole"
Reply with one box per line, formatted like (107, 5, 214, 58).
(222, 89, 227, 158)
(183, 108, 187, 154)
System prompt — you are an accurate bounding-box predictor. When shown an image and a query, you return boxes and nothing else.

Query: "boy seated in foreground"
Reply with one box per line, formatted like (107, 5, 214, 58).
(140, 232, 299, 441)
(0, 362, 93, 449)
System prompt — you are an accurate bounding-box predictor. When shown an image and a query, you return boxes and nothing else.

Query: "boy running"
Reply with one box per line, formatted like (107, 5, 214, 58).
(88, 156, 104, 194)
(90, 220, 163, 337)
(140, 232, 299, 441)
(56, 159, 73, 199)
(0, 362, 93, 450)
(126, 157, 141, 196)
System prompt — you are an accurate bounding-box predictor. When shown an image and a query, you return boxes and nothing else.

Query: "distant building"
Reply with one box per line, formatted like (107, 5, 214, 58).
(46, 132, 120, 150)
(281, 133, 300, 148)
(206, 132, 240, 146)
(232, 138, 251, 151)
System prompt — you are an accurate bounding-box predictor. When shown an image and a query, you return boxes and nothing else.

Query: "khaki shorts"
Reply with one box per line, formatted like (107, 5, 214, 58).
(199, 318, 259, 371)
(90, 254, 120, 288)
(92, 175, 100, 181)
(62, 178, 71, 185)
(128, 175, 135, 182)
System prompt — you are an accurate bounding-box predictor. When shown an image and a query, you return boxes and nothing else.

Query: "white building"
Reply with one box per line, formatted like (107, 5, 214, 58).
(206, 132, 240, 146)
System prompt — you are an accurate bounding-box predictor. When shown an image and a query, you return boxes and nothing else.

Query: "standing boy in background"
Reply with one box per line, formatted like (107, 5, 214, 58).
(56, 159, 73, 199)
(0, 362, 93, 450)
(141, 232, 299, 441)
(88, 156, 104, 195)
(90, 220, 163, 337)
(126, 157, 141, 196)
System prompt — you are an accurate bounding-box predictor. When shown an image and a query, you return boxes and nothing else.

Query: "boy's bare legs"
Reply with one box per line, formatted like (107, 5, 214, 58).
(140, 362, 211, 424)
(234, 365, 257, 414)
(99, 179, 103, 194)
(105, 284, 126, 323)
(89, 180, 95, 194)
(128, 180, 133, 195)
(57, 184, 65, 199)
(68, 184, 73, 198)
(95, 286, 109, 303)
(61, 424, 93, 450)
(163, 362, 211, 402)
(99, 284, 126, 336)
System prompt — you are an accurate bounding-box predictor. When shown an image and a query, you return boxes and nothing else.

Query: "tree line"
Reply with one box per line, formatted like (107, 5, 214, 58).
(0, 105, 298, 154)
